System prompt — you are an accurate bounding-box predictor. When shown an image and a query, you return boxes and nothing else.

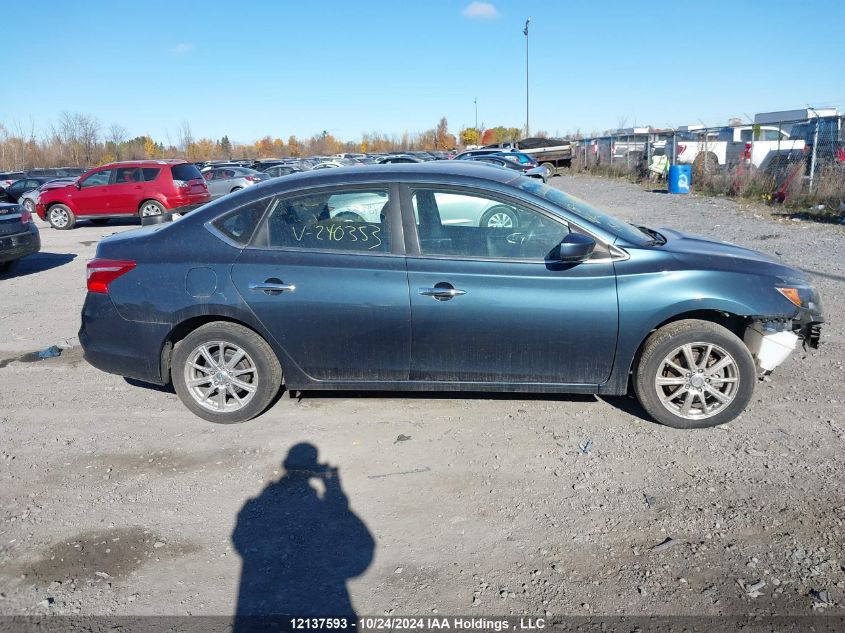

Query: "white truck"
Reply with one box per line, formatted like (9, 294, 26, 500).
(673, 125, 803, 171)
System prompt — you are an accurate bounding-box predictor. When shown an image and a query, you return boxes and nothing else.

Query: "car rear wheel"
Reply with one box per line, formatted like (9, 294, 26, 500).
(541, 162, 556, 177)
(48, 204, 76, 230)
(172, 322, 283, 424)
(480, 205, 519, 229)
(22, 199, 35, 215)
(634, 319, 756, 429)
(139, 200, 165, 217)
(230, 187, 243, 194)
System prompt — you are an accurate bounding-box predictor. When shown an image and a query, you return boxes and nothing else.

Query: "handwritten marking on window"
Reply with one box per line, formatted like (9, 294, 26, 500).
(291, 223, 383, 250)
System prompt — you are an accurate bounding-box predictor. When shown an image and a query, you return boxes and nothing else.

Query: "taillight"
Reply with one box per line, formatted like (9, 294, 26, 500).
(677, 144, 686, 155)
(20, 207, 32, 224)
(87, 259, 136, 294)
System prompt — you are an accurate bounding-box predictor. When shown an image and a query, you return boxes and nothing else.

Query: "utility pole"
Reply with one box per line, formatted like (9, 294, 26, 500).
(474, 97, 478, 132)
(523, 17, 531, 137)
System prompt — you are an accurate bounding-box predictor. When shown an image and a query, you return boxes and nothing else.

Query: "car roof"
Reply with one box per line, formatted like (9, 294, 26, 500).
(245, 161, 521, 191)
(100, 160, 191, 167)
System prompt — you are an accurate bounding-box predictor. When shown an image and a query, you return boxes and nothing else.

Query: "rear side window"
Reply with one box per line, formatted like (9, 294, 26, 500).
(142, 168, 161, 181)
(212, 198, 270, 245)
(170, 163, 203, 181)
(260, 189, 390, 253)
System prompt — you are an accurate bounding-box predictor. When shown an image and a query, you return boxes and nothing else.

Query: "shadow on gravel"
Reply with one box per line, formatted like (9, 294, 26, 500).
(802, 268, 845, 283)
(292, 389, 597, 404)
(232, 443, 374, 628)
(598, 394, 653, 422)
(0, 252, 75, 279)
(124, 377, 176, 394)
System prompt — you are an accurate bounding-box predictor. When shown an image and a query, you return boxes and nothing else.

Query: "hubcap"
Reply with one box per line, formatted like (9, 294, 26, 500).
(654, 342, 739, 420)
(141, 204, 161, 216)
(486, 212, 514, 228)
(184, 341, 258, 413)
(50, 209, 68, 227)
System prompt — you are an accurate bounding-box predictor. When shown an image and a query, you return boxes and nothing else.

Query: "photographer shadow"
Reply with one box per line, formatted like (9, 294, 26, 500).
(232, 443, 374, 629)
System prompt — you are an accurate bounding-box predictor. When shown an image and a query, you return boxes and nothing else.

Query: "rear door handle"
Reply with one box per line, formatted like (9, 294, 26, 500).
(418, 287, 466, 300)
(249, 279, 296, 294)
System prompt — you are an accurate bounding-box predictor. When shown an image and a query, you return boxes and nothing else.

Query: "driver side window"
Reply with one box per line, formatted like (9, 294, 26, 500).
(411, 188, 569, 260)
(80, 170, 113, 188)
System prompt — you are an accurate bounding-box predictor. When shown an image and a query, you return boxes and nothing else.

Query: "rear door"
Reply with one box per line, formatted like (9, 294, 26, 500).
(401, 185, 618, 385)
(228, 184, 411, 383)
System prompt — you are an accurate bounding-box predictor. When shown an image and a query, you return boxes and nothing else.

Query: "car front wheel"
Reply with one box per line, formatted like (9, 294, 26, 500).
(48, 204, 76, 230)
(172, 322, 283, 424)
(634, 319, 756, 429)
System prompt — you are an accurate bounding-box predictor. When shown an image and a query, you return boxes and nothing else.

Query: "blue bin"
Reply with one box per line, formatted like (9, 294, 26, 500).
(668, 164, 691, 194)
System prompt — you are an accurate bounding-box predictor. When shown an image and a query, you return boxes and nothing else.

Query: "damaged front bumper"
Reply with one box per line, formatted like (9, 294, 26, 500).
(743, 310, 823, 374)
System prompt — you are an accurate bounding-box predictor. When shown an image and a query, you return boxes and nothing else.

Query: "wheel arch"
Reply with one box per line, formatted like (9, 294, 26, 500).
(159, 314, 268, 384)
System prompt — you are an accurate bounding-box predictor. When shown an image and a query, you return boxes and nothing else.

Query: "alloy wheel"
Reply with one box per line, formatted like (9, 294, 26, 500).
(49, 208, 69, 228)
(183, 341, 259, 413)
(485, 212, 514, 228)
(653, 342, 740, 420)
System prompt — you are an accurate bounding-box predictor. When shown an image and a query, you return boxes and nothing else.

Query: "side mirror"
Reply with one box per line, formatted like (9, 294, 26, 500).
(558, 233, 596, 263)
(75, 182, 82, 190)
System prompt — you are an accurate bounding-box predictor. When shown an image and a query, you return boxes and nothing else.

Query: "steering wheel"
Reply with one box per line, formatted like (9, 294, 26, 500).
(506, 214, 542, 248)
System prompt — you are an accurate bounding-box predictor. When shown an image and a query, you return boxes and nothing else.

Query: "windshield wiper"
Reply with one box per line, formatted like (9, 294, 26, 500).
(635, 225, 667, 246)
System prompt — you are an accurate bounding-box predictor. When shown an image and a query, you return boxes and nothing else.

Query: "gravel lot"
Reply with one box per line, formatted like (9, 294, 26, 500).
(0, 174, 843, 621)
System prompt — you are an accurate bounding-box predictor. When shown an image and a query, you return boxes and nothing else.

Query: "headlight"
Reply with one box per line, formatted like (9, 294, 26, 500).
(776, 286, 820, 312)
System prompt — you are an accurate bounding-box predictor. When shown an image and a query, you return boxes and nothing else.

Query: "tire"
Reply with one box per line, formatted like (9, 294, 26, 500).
(90, 218, 110, 226)
(230, 187, 243, 194)
(139, 200, 165, 217)
(22, 199, 35, 215)
(633, 319, 756, 429)
(541, 162, 556, 177)
(48, 204, 76, 230)
(479, 205, 519, 229)
(171, 322, 283, 424)
(692, 152, 720, 180)
(333, 211, 365, 223)
(0, 259, 15, 273)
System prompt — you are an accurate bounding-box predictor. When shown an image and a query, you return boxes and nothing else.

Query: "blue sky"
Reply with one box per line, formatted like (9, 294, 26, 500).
(4, 0, 845, 144)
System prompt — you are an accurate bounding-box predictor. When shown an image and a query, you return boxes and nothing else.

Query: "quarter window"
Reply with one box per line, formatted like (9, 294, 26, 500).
(260, 189, 390, 253)
(411, 188, 569, 260)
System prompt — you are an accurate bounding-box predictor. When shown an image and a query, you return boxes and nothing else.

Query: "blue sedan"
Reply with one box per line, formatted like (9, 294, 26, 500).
(79, 163, 823, 428)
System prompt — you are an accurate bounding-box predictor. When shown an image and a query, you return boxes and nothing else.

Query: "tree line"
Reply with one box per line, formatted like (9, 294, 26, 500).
(0, 112, 546, 171)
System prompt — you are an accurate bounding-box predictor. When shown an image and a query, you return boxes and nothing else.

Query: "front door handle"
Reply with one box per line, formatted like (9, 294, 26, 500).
(418, 285, 466, 301)
(249, 278, 296, 295)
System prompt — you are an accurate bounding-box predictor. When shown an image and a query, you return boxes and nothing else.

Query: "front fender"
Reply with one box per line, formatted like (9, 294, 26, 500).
(600, 262, 798, 395)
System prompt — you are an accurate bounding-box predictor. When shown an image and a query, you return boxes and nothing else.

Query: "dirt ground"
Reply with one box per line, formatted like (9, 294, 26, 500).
(0, 174, 843, 621)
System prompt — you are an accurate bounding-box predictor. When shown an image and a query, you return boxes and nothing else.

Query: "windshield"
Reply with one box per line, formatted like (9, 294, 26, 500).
(517, 179, 652, 245)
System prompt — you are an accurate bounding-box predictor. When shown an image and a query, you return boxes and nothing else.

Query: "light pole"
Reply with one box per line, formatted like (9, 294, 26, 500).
(474, 97, 478, 131)
(523, 17, 531, 137)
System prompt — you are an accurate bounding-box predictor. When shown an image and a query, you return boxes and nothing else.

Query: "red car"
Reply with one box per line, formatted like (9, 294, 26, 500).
(36, 160, 210, 229)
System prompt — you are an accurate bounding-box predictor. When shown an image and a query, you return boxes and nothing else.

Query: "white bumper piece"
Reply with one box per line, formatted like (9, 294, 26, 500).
(743, 322, 799, 372)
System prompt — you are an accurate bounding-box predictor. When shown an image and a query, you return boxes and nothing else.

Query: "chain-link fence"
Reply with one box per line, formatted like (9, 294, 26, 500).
(573, 116, 845, 207)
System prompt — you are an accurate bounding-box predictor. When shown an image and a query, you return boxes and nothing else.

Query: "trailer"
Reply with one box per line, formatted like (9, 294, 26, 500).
(513, 137, 577, 175)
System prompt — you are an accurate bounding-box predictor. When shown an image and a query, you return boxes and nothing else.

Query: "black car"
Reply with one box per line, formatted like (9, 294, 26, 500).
(0, 202, 40, 272)
(377, 155, 422, 164)
(465, 155, 549, 181)
(1, 177, 55, 203)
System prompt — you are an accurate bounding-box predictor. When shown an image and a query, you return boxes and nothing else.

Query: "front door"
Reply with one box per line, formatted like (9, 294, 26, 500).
(229, 185, 410, 382)
(73, 168, 114, 215)
(403, 186, 618, 385)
